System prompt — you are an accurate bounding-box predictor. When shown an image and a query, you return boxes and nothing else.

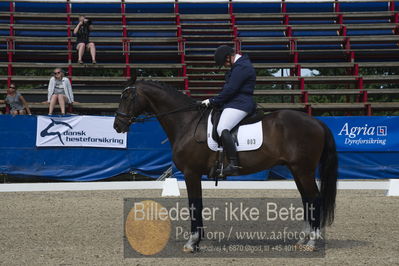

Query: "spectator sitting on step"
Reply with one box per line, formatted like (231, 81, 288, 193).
(73, 15, 96, 64)
(47, 68, 74, 115)
(0, 83, 32, 115)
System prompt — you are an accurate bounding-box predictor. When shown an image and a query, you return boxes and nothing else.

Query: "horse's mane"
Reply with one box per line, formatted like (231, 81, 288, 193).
(134, 79, 196, 105)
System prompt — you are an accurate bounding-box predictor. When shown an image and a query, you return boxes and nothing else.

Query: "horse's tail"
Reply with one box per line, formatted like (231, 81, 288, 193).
(319, 121, 338, 227)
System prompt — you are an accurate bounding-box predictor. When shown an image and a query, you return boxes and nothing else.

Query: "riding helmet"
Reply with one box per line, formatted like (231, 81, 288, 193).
(214, 45, 235, 67)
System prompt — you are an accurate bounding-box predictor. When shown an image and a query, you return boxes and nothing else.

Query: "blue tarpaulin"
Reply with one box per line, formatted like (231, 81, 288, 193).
(0, 115, 171, 181)
(0, 115, 398, 181)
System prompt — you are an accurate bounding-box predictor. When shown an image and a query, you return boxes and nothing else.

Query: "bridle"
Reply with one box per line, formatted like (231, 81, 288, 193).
(115, 86, 138, 126)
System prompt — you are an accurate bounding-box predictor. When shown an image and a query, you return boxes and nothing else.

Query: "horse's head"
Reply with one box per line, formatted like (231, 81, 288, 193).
(114, 85, 147, 133)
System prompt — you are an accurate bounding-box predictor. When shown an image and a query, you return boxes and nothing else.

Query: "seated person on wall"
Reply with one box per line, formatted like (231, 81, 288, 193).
(47, 68, 74, 115)
(0, 83, 32, 115)
(73, 15, 96, 64)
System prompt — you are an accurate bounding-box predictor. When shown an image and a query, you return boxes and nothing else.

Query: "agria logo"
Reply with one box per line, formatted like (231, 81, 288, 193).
(338, 123, 387, 146)
(338, 123, 387, 138)
(40, 119, 72, 145)
(377, 126, 387, 136)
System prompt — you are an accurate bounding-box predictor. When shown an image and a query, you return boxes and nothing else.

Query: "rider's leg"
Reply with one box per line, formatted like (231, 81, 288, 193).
(217, 108, 248, 137)
(217, 108, 248, 175)
(220, 129, 239, 174)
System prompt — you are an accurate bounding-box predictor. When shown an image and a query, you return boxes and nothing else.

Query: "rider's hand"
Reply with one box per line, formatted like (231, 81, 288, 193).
(201, 99, 211, 107)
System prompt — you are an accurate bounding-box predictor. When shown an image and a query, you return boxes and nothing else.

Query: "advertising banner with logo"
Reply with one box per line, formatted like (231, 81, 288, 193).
(317, 116, 399, 152)
(36, 116, 127, 149)
(0, 115, 398, 181)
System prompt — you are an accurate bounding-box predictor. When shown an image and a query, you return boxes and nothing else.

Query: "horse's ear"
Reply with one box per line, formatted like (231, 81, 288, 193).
(130, 69, 138, 84)
(124, 71, 137, 87)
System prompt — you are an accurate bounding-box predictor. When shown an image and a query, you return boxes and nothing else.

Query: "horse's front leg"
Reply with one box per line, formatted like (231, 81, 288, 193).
(183, 172, 203, 253)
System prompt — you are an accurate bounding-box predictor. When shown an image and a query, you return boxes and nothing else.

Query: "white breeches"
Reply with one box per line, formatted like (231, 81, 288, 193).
(217, 108, 248, 137)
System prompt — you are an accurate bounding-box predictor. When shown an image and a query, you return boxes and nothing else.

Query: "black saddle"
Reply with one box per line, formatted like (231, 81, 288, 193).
(211, 108, 264, 146)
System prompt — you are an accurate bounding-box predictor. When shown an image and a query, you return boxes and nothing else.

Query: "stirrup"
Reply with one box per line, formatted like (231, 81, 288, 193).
(208, 165, 227, 180)
(218, 164, 240, 176)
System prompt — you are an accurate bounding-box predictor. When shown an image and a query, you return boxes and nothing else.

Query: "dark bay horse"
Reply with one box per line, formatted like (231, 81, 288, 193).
(114, 80, 338, 252)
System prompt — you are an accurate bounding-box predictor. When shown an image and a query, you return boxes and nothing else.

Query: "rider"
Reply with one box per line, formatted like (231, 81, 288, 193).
(201, 45, 256, 175)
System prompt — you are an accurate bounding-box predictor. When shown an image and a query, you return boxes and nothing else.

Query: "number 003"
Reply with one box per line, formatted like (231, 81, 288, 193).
(247, 139, 256, 145)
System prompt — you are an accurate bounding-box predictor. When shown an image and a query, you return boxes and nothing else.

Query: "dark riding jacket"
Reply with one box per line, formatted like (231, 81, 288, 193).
(209, 54, 256, 113)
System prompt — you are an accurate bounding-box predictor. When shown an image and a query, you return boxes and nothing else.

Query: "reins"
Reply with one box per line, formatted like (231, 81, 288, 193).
(139, 103, 200, 122)
(116, 103, 201, 123)
(194, 105, 209, 144)
(115, 85, 210, 143)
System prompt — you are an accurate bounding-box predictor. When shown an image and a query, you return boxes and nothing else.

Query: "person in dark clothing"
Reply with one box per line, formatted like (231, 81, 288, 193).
(201, 45, 256, 175)
(73, 15, 96, 64)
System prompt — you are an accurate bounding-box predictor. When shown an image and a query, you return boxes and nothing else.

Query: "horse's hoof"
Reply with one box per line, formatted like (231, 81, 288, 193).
(182, 244, 198, 253)
(182, 246, 194, 253)
(182, 231, 201, 253)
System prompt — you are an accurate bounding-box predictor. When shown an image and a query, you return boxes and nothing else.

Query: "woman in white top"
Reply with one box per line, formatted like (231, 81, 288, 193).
(47, 68, 74, 115)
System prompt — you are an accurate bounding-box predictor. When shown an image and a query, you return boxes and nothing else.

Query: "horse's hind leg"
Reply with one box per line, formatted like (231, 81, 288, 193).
(290, 165, 322, 251)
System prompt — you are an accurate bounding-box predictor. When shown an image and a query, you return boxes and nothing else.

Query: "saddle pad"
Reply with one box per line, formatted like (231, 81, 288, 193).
(207, 113, 263, 152)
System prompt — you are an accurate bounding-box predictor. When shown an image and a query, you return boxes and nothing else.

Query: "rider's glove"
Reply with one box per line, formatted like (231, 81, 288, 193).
(201, 99, 211, 107)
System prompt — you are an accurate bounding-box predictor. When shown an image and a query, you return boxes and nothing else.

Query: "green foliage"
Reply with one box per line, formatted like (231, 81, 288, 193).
(73, 68, 123, 77)
(254, 66, 399, 115)
(134, 68, 178, 78)
(305, 67, 350, 104)
(256, 68, 278, 77)
(254, 68, 292, 103)
(359, 67, 399, 103)
(4, 64, 398, 115)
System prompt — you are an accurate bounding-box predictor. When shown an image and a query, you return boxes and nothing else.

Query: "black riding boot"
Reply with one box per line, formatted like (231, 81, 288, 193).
(220, 129, 240, 176)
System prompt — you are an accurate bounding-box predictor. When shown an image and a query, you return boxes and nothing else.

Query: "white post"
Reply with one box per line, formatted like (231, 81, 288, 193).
(387, 179, 399, 196)
(161, 178, 180, 197)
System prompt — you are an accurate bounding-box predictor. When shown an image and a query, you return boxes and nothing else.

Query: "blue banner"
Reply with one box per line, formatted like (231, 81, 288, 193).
(0, 115, 171, 181)
(0, 115, 398, 181)
(317, 116, 399, 152)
